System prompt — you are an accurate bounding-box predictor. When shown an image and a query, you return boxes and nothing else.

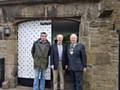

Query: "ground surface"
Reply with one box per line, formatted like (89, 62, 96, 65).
(0, 86, 50, 90)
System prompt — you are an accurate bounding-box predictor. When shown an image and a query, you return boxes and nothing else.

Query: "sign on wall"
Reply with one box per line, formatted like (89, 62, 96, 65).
(18, 20, 51, 80)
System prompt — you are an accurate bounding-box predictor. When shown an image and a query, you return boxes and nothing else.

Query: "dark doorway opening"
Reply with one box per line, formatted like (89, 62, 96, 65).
(51, 19, 80, 90)
(18, 19, 80, 89)
(52, 19, 80, 44)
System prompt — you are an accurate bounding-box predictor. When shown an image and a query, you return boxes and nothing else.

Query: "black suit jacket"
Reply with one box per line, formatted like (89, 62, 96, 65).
(67, 43, 87, 71)
(50, 44, 68, 70)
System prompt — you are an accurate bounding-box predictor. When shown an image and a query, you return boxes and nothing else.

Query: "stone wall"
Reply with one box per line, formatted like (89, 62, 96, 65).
(0, 40, 17, 88)
(0, 0, 119, 90)
(80, 0, 119, 90)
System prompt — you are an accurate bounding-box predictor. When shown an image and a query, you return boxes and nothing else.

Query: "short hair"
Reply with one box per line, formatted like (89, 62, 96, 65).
(41, 32, 47, 35)
(70, 34, 77, 39)
(56, 34, 63, 38)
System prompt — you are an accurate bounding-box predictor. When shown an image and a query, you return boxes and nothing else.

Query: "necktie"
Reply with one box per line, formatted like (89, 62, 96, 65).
(71, 44, 74, 49)
(70, 44, 74, 54)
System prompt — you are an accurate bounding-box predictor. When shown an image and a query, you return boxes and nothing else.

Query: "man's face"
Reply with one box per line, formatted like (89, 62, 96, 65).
(57, 35, 63, 43)
(40, 34, 47, 41)
(70, 36, 77, 44)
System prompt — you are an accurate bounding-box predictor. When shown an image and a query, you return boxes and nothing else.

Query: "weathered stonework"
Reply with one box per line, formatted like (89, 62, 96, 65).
(0, 0, 119, 90)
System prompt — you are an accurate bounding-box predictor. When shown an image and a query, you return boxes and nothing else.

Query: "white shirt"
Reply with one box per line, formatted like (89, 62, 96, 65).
(57, 44, 63, 60)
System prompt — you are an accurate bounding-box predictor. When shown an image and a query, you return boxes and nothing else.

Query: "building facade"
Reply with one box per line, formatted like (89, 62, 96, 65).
(0, 0, 120, 90)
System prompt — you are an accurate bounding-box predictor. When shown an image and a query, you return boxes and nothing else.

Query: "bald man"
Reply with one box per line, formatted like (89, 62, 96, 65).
(51, 34, 68, 90)
(67, 34, 87, 90)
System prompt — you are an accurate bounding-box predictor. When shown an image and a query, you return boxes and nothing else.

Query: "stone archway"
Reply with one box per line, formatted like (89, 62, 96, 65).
(16, 18, 80, 89)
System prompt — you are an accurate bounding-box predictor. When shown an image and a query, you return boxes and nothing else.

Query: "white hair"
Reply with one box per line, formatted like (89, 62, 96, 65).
(56, 34, 63, 38)
(70, 34, 77, 39)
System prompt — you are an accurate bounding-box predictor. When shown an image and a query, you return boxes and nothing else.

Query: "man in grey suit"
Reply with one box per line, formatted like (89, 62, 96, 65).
(67, 34, 87, 90)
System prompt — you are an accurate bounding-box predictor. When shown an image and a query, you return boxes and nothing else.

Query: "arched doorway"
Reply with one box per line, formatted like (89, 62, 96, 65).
(17, 19, 80, 88)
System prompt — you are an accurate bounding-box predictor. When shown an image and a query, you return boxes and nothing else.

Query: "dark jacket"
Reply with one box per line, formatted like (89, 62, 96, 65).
(67, 43, 87, 71)
(31, 39, 50, 69)
(51, 44, 68, 70)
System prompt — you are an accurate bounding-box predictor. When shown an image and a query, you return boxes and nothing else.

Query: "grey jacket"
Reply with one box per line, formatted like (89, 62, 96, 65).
(31, 39, 50, 69)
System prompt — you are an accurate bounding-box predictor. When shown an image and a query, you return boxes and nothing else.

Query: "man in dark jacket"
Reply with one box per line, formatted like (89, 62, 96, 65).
(51, 34, 67, 90)
(67, 34, 87, 90)
(31, 32, 50, 90)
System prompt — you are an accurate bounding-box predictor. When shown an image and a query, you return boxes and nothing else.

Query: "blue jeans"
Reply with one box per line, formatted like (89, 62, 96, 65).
(33, 68, 46, 90)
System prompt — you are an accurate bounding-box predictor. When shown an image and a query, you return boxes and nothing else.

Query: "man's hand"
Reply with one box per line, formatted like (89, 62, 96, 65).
(83, 68, 87, 72)
(65, 65, 68, 70)
(51, 65, 54, 69)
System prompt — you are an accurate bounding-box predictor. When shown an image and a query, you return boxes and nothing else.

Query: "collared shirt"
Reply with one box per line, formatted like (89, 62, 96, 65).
(70, 43, 76, 49)
(57, 44, 63, 60)
(39, 39, 47, 51)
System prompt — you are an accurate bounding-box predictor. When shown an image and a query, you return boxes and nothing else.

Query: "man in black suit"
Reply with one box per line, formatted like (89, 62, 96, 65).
(51, 34, 67, 90)
(67, 34, 87, 90)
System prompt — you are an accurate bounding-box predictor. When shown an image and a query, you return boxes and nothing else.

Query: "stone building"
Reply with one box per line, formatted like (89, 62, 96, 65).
(0, 0, 120, 90)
